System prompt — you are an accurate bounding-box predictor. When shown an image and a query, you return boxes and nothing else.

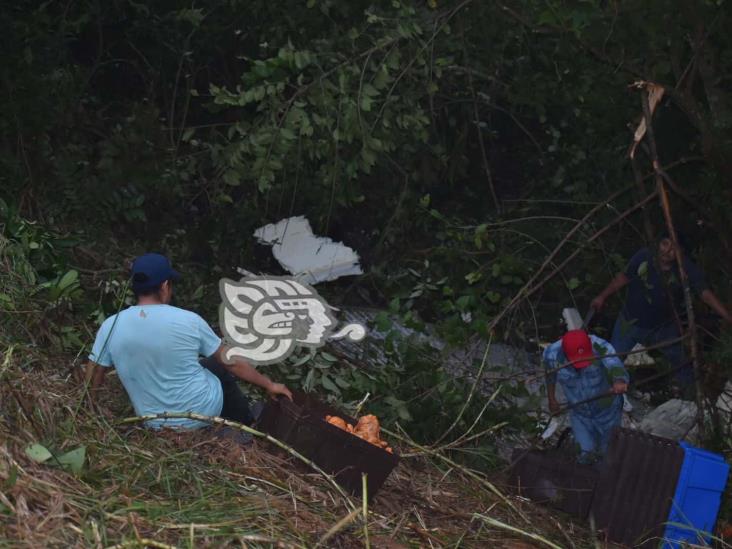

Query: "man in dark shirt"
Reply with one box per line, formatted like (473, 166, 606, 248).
(591, 233, 731, 390)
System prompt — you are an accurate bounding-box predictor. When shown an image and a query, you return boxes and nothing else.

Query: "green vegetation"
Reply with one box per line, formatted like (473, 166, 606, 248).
(2, 0, 732, 545)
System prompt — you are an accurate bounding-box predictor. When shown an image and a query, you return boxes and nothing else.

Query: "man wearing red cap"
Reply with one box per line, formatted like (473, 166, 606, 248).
(543, 329, 629, 464)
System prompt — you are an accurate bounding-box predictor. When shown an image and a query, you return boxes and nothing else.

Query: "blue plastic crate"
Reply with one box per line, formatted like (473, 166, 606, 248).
(662, 441, 730, 548)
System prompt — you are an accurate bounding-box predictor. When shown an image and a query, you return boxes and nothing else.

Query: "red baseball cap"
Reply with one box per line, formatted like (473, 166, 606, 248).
(561, 329, 595, 369)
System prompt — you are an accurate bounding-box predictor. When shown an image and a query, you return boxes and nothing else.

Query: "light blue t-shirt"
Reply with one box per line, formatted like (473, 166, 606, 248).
(89, 304, 223, 429)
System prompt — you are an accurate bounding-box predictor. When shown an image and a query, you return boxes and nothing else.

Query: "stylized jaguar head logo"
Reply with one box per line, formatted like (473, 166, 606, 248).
(219, 276, 365, 365)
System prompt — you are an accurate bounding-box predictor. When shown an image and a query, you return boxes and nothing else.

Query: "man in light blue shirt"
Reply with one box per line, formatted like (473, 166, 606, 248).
(544, 329, 628, 464)
(85, 253, 292, 430)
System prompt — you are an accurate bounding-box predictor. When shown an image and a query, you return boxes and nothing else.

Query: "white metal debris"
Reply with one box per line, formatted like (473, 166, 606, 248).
(253, 216, 363, 284)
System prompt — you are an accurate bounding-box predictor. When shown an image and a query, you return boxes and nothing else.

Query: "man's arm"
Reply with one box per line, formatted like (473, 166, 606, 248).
(547, 382, 560, 415)
(591, 272, 630, 312)
(598, 342, 629, 394)
(213, 345, 293, 400)
(701, 289, 732, 324)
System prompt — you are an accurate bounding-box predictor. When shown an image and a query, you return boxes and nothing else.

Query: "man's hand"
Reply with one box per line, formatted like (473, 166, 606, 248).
(548, 397, 561, 415)
(267, 382, 293, 401)
(612, 380, 628, 394)
(590, 295, 606, 312)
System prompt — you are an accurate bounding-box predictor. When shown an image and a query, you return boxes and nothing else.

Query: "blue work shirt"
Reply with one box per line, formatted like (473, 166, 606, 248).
(89, 304, 223, 429)
(543, 335, 628, 418)
(622, 248, 708, 329)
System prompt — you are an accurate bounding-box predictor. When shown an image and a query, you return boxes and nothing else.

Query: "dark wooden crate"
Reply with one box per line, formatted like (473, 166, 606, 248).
(256, 390, 399, 500)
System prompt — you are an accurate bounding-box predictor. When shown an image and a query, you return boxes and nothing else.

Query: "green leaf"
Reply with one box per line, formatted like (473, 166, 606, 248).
(290, 353, 313, 368)
(303, 368, 316, 392)
(567, 277, 580, 290)
(58, 270, 79, 292)
(465, 271, 482, 285)
(320, 352, 338, 362)
(57, 446, 86, 474)
(321, 375, 339, 393)
(362, 83, 379, 97)
(334, 375, 350, 389)
(374, 312, 391, 331)
(486, 291, 501, 304)
(25, 443, 52, 463)
(223, 170, 241, 186)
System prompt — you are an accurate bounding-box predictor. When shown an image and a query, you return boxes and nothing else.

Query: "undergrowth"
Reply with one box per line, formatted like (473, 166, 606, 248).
(0, 344, 587, 548)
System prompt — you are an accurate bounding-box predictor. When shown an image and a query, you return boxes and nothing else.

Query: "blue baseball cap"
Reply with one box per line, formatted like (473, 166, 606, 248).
(130, 253, 181, 292)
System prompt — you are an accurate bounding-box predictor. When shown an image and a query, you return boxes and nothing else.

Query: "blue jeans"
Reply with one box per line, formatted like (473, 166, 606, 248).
(200, 356, 254, 425)
(571, 405, 622, 463)
(611, 314, 692, 386)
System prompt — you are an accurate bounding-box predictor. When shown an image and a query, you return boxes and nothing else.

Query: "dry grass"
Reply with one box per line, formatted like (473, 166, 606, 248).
(0, 346, 594, 548)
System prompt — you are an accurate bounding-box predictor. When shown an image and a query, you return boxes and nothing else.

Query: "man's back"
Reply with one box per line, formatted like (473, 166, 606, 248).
(90, 304, 223, 428)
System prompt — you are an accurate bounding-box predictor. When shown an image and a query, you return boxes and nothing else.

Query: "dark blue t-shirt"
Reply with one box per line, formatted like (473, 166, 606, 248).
(622, 248, 708, 329)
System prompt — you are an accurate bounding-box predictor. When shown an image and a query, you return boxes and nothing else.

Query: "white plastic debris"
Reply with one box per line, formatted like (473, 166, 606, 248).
(253, 216, 363, 284)
(716, 381, 732, 435)
(622, 393, 633, 412)
(541, 416, 567, 440)
(638, 399, 697, 441)
(624, 343, 655, 367)
(562, 308, 583, 330)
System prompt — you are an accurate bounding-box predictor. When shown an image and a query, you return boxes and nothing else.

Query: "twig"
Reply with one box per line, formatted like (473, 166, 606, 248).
(431, 334, 494, 446)
(487, 186, 656, 333)
(362, 473, 370, 549)
(314, 509, 361, 547)
(472, 513, 563, 549)
(105, 539, 177, 549)
(460, 16, 499, 212)
(485, 184, 632, 332)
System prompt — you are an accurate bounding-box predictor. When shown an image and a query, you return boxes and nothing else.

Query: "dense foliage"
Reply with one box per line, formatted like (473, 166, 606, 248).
(2, 0, 732, 448)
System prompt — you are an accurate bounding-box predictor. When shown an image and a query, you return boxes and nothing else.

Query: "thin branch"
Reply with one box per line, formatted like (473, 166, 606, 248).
(640, 88, 705, 438)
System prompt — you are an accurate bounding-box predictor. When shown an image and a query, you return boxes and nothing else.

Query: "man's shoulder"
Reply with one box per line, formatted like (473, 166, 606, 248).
(163, 306, 212, 330)
(589, 334, 614, 352)
(97, 311, 121, 331)
(630, 247, 652, 263)
(589, 334, 611, 346)
(162, 305, 202, 320)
